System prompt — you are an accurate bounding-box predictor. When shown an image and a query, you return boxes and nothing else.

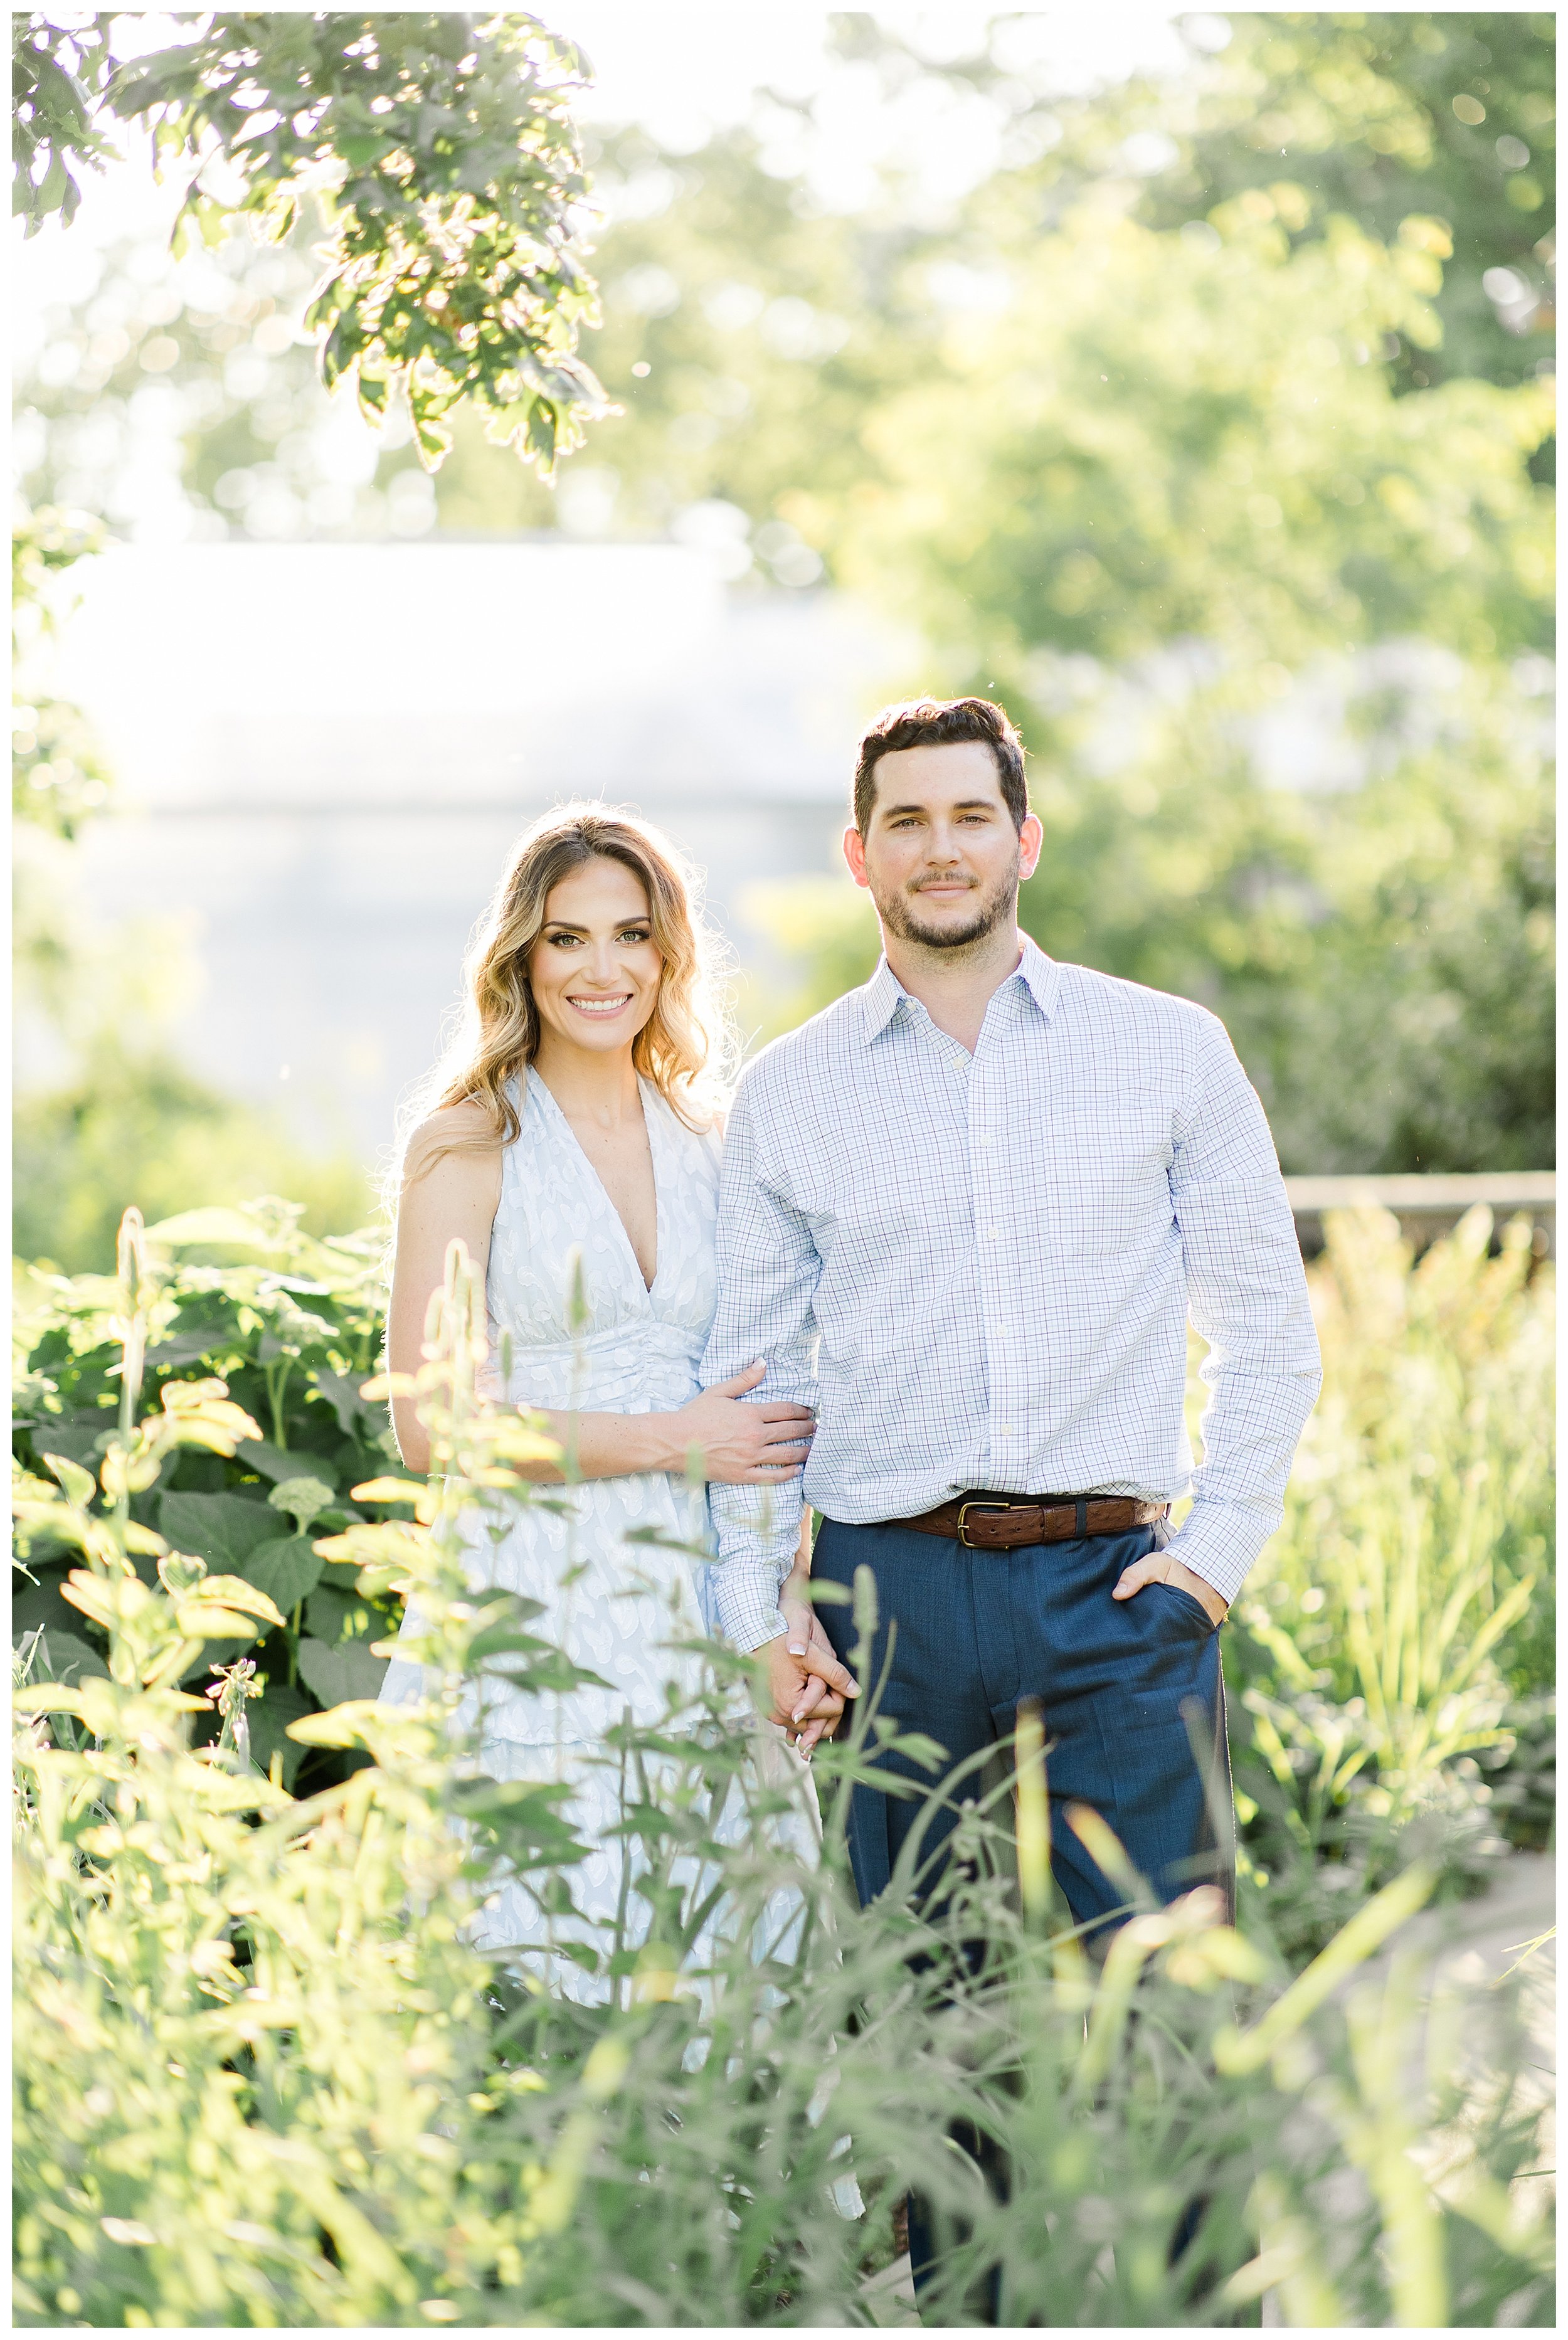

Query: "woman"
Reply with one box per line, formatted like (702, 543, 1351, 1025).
(379, 804, 856, 1969)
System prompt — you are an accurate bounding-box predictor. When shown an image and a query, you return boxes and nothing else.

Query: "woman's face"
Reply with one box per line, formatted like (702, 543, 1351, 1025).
(526, 857, 664, 1060)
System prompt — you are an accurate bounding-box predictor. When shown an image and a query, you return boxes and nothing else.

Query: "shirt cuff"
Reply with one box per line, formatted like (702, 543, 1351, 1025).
(1162, 1496, 1281, 1607)
(712, 1557, 791, 1653)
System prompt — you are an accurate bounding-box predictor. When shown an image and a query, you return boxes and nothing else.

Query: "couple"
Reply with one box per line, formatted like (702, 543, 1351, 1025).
(382, 691, 1320, 2060)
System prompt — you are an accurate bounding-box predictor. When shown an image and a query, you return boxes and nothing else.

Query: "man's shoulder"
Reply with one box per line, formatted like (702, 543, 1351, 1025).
(1055, 960, 1228, 1047)
(735, 987, 872, 1099)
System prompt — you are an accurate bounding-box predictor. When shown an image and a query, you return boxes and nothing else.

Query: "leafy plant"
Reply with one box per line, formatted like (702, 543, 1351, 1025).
(14, 1199, 396, 1796)
(13, 1220, 1553, 2326)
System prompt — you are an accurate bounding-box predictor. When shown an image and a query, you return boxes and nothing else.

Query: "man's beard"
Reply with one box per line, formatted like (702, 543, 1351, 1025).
(875, 855, 1019, 952)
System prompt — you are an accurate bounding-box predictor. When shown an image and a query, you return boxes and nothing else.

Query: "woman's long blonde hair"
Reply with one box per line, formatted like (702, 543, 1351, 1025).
(401, 803, 733, 1175)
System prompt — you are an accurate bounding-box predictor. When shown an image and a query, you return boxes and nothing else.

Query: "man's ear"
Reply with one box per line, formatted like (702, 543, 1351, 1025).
(842, 823, 871, 889)
(1019, 812, 1044, 884)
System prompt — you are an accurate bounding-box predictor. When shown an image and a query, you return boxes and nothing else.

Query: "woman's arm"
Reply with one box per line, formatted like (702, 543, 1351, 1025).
(387, 1108, 504, 1476)
(388, 1109, 816, 1486)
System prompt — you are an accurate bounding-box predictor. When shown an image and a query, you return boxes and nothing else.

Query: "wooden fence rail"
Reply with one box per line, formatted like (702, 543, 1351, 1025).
(1283, 1172, 1555, 1257)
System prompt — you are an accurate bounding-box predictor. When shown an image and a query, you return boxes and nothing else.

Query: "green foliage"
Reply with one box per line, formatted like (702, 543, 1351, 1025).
(1227, 1205, 1554, 1959)
(13, 9, 607, 477)
(13, 1040, 372, 1274)
(14, 1200, 394, 1796)
(1132, 12, 1557, 394)
(13, 1231, 1554, 2326)
(433, 59, 1554, 1177)
(431, 117, 930, 546)
(10, 11, 117, 231)
(12, 504, 112, 836)
(12, 218, 438, 541)
(827, 209, 1550, 669)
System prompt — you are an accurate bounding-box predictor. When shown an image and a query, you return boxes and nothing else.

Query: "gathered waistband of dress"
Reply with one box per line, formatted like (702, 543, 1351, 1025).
(487, 1319, 706, 1365)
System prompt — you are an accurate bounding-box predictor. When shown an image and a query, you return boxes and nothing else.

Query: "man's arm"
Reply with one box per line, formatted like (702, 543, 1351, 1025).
(1150, 1010, 1322, 1607)
(700, 1071, 824, 1653)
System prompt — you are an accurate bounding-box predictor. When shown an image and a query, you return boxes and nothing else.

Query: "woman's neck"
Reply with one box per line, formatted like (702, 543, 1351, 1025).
(531, 1036, 643, 1130)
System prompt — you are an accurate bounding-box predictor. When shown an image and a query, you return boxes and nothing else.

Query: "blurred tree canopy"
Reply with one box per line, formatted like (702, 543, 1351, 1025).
(484, 10, 1549, 1173)
(1127, 12, 1556, 398)
(12, 11, 1556, 1183)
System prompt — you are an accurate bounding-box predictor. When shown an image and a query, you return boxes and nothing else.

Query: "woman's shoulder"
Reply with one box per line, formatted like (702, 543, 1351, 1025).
(401, 1096, 507, 1187)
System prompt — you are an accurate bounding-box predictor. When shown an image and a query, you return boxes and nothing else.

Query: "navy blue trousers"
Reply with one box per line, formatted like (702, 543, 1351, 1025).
(813, 1517, 1232, 1929)
(814, 1518, 1234, 2321)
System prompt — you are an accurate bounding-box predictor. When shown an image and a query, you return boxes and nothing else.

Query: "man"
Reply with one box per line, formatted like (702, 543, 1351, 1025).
(701, 692, 1320, 1940)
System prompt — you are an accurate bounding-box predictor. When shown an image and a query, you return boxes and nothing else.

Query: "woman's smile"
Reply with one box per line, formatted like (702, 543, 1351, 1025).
(566, 991, 635, 1019)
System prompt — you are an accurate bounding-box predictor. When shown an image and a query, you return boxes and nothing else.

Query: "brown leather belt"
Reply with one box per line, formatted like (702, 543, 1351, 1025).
(895, 1493, 1169, 1550)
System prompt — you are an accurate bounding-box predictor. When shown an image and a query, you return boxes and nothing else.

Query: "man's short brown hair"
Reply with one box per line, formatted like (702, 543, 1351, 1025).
(853, 696, 1029, 835)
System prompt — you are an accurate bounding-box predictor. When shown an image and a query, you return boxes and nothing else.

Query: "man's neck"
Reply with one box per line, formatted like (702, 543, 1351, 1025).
(881, 921, 1025, 1053)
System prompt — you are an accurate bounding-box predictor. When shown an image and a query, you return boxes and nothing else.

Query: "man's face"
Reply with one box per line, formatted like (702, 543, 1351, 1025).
(843, 739, 1043, 951)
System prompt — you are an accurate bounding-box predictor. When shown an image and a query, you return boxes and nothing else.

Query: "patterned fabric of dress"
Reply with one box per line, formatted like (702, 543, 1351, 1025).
(381, 1070, 744, 1974)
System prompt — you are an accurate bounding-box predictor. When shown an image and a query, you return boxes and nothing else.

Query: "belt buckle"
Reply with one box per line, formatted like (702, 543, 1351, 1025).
(955, 1500, 1012, 1549)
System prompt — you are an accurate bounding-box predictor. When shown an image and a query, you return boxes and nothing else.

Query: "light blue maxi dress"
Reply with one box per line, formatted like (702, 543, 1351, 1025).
(379, 1069, 803, 1971)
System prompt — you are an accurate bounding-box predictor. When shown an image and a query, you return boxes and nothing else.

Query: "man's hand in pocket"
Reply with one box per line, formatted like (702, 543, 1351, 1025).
(1110, 1551, 1229, 1628)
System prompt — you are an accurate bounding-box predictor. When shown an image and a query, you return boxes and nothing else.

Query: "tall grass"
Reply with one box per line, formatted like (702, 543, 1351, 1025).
(13, 1218, 1553, 2326)
(1229, 1204, 1554, 1956)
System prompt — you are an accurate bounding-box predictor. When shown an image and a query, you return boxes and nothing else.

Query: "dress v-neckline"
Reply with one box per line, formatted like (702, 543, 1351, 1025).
(527, 1067, 665, 1300)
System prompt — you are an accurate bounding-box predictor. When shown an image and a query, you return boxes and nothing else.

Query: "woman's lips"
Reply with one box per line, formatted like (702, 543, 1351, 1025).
(566, 993, 633, 1017)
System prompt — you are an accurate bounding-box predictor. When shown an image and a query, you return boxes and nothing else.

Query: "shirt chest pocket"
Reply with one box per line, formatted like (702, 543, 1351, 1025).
(1036, 1140, 1173, 1257)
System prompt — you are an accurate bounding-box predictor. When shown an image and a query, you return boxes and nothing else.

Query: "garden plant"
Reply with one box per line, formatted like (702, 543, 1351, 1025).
(12, 1203, 1555, 2326)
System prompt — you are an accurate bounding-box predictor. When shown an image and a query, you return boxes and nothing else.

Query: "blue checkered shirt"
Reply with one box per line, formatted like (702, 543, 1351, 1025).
(700, 938, 1322, 1651)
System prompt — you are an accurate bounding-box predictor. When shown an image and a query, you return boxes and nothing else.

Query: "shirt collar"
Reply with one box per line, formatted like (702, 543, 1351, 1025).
(858, 933, 1061, 1044)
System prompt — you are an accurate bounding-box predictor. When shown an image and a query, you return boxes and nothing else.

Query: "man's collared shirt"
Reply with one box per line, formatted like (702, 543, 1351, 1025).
(701, 936, 1323, 1653)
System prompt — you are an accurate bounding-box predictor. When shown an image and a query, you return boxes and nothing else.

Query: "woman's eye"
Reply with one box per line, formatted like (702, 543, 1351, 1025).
(548, 933, 583, 948)
(617, 928, 651, 944)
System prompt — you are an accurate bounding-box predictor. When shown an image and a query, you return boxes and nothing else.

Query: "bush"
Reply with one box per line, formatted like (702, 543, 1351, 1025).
(11, 1219, 1554, 2326)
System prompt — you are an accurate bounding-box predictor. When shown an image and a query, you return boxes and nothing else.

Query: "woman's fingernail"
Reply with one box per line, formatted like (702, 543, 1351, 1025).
(788, 1644, 807, 1656)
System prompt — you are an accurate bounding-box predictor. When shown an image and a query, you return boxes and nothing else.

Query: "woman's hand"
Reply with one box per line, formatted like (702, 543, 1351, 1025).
(666, 1364, 815, 1484)
(778, 1567, 855, 1756)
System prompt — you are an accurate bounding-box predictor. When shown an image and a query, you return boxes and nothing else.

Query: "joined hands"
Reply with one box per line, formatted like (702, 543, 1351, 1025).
(760, 1570, 859, 1759)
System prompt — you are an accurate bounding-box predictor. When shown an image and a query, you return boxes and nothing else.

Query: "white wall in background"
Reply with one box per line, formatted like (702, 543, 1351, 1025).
(53, 541, 907, 1165)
